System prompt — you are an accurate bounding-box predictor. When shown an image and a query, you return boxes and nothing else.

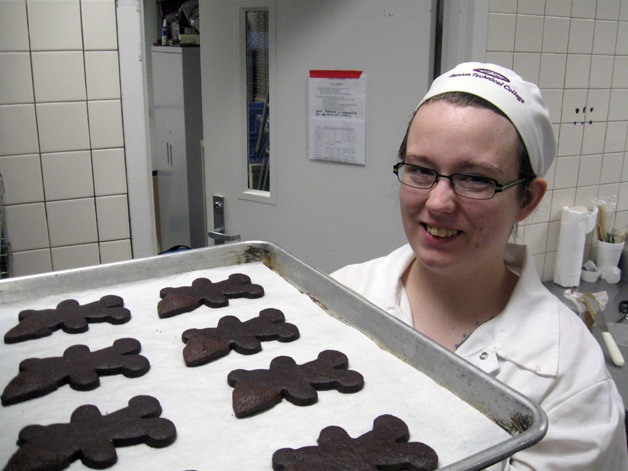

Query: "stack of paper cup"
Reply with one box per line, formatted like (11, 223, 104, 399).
(596, 239, 624, 283)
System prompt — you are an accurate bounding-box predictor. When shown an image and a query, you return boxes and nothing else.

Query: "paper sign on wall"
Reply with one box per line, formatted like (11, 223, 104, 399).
(308, 70, 366, 165)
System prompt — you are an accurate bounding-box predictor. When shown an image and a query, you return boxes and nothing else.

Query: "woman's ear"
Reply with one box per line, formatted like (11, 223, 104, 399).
(516, 177, 547, 222)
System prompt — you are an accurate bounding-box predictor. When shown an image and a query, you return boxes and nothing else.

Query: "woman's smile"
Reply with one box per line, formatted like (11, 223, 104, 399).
(423, 223, 460, 239)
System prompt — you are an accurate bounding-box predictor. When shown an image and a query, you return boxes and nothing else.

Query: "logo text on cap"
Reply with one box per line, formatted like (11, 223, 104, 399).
(447, 68, 526, 104)
(473, 68, 510, 83)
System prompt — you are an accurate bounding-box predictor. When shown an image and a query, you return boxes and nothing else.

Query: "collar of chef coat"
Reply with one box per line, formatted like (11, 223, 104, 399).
(455, 244, 560, 378)
(339, 242, 562, 378)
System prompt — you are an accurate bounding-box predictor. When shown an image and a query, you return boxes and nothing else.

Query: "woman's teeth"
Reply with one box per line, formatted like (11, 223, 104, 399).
(426, 225, 458, 238)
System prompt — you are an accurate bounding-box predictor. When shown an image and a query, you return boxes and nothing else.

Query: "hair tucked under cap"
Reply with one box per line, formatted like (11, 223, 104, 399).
(419, 62, 556, 177)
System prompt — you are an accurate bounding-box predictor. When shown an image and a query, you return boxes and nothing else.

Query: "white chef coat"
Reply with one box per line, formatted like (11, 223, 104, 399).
(332, 243, 628, 470)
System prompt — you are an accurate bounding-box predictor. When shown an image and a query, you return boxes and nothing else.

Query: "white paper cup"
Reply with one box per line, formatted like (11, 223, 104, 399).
(596, 240, 625, 270)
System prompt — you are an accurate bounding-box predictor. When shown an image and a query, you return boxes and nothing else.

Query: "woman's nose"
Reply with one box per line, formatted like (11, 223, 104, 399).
(425, 178, 457, 213)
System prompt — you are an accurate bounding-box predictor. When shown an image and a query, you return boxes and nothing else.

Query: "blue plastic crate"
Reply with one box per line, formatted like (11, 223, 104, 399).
(248, 102, 268, 163)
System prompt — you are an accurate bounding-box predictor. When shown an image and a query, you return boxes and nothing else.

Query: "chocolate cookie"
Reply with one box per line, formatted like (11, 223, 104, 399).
(158, 274, 264, 318)
(182, 308, 300, 366)
(4, 395, 176, 471)
(2, 338, 150, 406)
(4, 295, 131, 344)
(272, 414, 438, 470)
(227, 350, 364, 418)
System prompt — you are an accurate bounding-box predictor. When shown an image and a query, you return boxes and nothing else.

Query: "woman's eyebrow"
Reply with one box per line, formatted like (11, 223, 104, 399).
(403, 154, 430, 165)
(405, 155, 504, 176)
(458, 160, 503, 175)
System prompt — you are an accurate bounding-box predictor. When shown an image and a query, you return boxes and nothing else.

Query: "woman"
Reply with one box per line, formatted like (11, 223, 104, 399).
(332, 63, 627, 470)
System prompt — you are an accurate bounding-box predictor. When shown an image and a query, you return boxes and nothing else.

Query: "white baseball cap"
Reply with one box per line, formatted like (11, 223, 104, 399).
(420, 62, 556, 177)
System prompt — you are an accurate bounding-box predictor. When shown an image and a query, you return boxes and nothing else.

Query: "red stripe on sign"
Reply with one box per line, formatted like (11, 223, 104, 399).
(309, 70, 362, 79)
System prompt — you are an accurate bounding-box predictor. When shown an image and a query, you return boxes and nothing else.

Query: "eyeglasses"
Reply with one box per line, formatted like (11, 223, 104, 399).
(393, 162, 530, 200)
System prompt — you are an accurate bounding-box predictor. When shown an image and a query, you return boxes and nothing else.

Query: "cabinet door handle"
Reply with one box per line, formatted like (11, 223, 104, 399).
(166, 143, 174, 166)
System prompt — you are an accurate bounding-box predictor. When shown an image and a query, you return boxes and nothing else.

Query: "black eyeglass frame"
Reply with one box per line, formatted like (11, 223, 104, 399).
(392, 161, 532, 200)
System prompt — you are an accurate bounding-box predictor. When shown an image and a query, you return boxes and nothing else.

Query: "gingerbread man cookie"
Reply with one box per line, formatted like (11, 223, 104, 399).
(4, 295, 131, 344)
(4, 395, 176, 471)
(272, 414, 438, 470)
(182, 308, 300, 366)
(158, 273, 264, 318)
(2, 338, 149, 406)
(227, 350, 364, 418)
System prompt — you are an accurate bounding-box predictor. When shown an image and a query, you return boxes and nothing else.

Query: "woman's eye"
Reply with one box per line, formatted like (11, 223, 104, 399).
(408, 166, 433, 178)
(458, 174, 492, 188)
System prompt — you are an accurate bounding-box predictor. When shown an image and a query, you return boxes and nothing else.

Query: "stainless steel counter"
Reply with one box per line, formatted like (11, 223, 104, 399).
(544, 279, 628, 405)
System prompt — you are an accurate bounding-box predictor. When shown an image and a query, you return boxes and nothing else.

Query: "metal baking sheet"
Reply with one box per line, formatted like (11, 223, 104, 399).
(0, 241, 546, 470)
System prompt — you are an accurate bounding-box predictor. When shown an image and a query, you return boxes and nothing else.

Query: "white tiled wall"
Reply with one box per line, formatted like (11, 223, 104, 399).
(0, 0, 132, 277)
(487, 0, 628, 281)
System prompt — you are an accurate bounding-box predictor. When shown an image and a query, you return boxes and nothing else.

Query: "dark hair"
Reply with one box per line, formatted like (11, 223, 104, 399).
(397, 92, 535, 202)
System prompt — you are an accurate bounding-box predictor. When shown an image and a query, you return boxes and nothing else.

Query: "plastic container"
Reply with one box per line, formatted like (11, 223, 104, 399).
(161, 19, 169, 46)
(581, 267, 601, 283)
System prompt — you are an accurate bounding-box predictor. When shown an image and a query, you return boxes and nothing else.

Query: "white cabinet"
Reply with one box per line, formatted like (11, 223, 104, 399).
(151, 46, 205, 251)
